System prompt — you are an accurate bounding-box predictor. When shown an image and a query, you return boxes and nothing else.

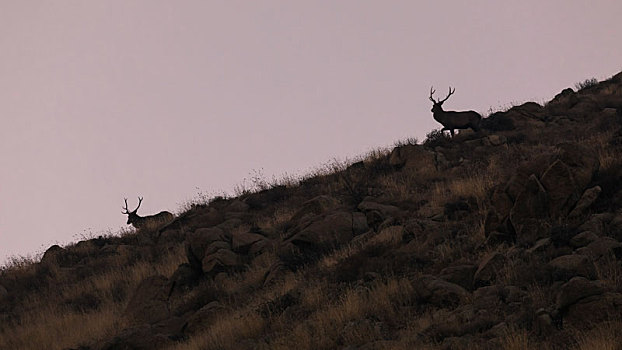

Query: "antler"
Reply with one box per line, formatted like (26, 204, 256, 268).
(135, 197, 143, 212)
(438, 87, 455, 104)
(122, 198, 130, 214)
(429, 87, 436, 103)
(122, 197, 143, 214)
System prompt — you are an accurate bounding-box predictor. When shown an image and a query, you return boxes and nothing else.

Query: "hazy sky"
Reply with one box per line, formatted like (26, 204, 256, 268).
(1, 1, 621, 264)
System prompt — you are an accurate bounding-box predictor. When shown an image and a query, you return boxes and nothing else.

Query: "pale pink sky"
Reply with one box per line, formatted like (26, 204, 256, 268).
(1, 1, 621, 264)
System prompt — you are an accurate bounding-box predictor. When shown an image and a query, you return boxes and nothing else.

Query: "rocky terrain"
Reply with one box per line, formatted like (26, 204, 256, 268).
(1, 72, 622, 349)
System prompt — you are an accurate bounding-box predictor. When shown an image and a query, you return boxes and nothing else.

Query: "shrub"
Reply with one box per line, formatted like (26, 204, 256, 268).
(575, 77, 598, 91)
(423, 129, 451, 148)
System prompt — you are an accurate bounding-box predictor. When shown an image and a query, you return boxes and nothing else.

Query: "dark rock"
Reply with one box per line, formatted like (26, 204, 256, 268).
(547, 254, 596, 281)
(40, 245, 67, 266)
(526, 238, 551, 254)
(569, 231, 599, 248)
(534, 308, 554, 336)
(184, 301, 226, 334)
(388, 144, 436, 171)
(547, 88, 578, 115)
(231, 232, 265, 254)
(509, 175, 550, 244)
(579, 213, 613, 236)
(416, 276, 471, 308)
(564, 292, 622, 328)
(473, 252, 506, 287)
(202, 248, 240, 275)
(263, 262, 286, 286)
(555, 276, 604, 311)
(170, 263, 201, 293)
(439, 265, 477, 291)
(284, 211, 368, 253)
(568, 186, 601, 218)
(557, 143, 600, 193)
(576, 237, 622, 261)
(357, 199, 401, 218)
(540, 159, 575, 217)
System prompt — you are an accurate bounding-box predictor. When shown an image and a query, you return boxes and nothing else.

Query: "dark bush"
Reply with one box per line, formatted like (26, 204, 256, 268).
(481, 112, 516, 131)
(423, 129, 452, 148)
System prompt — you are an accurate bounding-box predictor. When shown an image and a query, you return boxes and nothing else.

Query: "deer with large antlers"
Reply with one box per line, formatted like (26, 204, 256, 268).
(429, 87, 482, 137)
(122, 197, 174, 230)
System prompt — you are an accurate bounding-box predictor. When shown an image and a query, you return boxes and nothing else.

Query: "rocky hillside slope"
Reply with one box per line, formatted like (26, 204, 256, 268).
(2, 72, 622, 350)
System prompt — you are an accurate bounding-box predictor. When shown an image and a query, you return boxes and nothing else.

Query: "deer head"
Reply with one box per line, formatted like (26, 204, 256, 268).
(429, 86, 455, 113)
(122, 197, 143, 226)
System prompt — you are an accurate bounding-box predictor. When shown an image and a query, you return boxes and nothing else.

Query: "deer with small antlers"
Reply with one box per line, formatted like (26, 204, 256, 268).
(122, 197, 174, 230)
(429, 87, 482, 137)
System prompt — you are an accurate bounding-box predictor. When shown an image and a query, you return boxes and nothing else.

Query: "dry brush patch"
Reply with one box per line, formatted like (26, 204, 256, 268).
(267, 277, 416, 350)
(572, 321, 622, 350)
(0, 245, 185, 350)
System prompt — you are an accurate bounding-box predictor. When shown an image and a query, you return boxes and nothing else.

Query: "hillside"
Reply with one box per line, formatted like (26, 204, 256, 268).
(2, 71, 622, 350)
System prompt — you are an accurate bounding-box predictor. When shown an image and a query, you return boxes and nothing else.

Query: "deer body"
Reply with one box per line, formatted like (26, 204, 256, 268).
(123, 197, 174, 230)
(430, 87, 482, 137)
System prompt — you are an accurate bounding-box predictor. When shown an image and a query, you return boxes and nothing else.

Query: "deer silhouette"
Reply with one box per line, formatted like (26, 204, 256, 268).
(429, 87, 482, 137)
(122, 197, 174, 230)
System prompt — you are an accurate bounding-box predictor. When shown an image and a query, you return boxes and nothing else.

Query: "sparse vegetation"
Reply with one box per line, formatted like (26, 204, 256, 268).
(2, 70, 622, 349)
(575, 77, 599, 91)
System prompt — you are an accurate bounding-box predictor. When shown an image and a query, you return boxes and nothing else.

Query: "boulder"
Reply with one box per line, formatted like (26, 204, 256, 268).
(576, 237, 622, 261)
(564, 292, 622, 328)
(357, 199, 401, 218)
(546, 88, 578, 115)
(417, 277, 471, 308)
(439, 265, 477, 291)
(169, 263, 201, 293)
(202, 248, 240, 275)
(231, 232, 265, 253)
(547, 254, 596, 281)
(579, 213, 613, 236)
(226, 199, 249, 212)
(189, 227, 229, 252)
(284, 211, 368, 252)
(388, 144, 436, 171)
(124, 275, 171, 325)
(555, 276, 604, 311)
(569, 231, 599, 248)
(489, 186, 514, 218)
(526, 238, 552, 254)
(568, 186, 601, 218)
(509, 175, 549, 244)
(40, 245, 67, 267)
(557, 143, 599, 193)
(540, 160, 575, 217)
(473, 252, 506, 287)
(184, 301, 226, 334)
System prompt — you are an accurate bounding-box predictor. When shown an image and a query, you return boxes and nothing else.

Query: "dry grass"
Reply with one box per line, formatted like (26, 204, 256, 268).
(168, 311, 265, 350)
(499, 326, 532, 350)
(0, 244, 185, 350)
(266, 277, 415, 350)
(0, 304, 127, 350)
(594, 256, 622, 292)
(318, 225, 403, 270)
(571, 321, 622, 350)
